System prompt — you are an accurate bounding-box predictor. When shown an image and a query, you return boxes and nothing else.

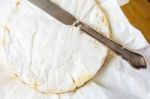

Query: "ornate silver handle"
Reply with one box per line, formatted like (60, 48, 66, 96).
(75, 22, 147, 69)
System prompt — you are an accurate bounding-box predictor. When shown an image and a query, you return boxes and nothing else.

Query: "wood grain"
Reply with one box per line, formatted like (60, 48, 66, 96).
(121, 0, 150, 43)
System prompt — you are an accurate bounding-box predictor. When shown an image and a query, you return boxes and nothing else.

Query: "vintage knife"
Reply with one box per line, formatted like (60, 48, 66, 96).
(29, 0, 147, 69)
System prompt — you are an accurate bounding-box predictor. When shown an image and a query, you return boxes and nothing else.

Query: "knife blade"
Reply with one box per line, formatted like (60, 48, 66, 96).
(29, 0, 147, 69)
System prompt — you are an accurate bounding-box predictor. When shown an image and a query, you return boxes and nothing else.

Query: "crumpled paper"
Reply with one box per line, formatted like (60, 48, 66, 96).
(117, 0, 129, 6)
(94, 0, 150, 99)
(0, 0, 150, 99)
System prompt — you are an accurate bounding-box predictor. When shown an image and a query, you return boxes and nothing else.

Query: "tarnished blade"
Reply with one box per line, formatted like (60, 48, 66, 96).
(29, 0, 76, 25)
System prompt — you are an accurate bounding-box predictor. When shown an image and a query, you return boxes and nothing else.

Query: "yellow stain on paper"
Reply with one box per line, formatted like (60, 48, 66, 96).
(16, 0, 21, 6)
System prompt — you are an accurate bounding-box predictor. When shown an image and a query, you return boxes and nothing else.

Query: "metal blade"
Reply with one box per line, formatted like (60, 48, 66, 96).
(29, 0, 76, 25)
(29, 0, 147, 69)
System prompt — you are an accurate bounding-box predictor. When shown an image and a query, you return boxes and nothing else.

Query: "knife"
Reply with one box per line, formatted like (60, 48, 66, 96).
(29, 0, 147, 69)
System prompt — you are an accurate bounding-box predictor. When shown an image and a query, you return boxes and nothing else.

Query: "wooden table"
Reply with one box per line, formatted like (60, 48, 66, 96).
(121, 0, 150, 43)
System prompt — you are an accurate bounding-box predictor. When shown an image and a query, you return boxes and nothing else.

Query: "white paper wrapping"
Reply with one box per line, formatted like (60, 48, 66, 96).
(100, 0, 129, 6)
(0, 0, 150, 99)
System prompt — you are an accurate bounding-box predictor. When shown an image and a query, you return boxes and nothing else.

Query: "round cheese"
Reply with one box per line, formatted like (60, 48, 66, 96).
(1, 0, 110, 94)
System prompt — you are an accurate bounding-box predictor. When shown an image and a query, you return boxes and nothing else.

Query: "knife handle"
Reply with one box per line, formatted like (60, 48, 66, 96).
(76, 22, 147, 69)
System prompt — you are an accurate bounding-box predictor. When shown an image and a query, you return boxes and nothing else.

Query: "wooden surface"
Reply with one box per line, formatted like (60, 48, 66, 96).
(121, 0, 150, 43)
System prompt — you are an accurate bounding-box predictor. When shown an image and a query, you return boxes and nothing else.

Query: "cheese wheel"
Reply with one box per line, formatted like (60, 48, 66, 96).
(1, 0, 109, 94)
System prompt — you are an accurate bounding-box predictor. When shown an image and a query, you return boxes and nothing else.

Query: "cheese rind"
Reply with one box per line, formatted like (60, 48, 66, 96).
(1, 0, 110, 93)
